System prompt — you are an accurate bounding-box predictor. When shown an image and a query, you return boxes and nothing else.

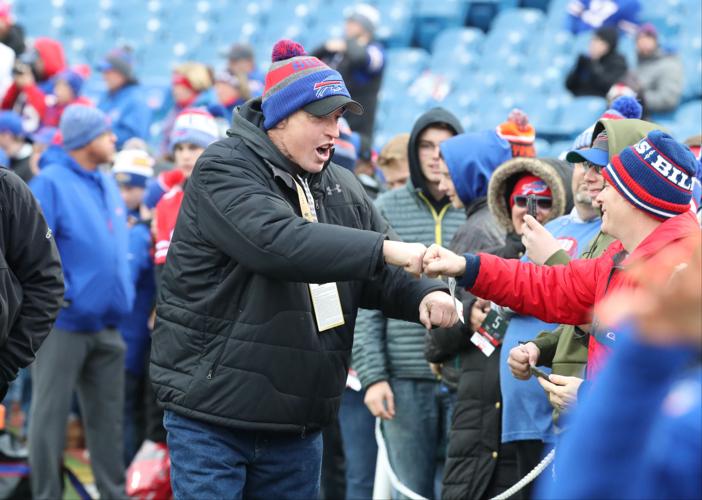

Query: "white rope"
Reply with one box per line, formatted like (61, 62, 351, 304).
(489, 448, 556, 500)
(374, 418, 428, 500)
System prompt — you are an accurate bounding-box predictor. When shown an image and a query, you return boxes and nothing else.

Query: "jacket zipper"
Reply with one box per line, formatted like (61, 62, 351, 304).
(207, 337, 230, 380)
(416, 192, 451, 245)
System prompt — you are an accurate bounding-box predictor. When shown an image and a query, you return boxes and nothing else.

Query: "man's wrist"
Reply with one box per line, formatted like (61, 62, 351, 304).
(456, 253, 480, 289)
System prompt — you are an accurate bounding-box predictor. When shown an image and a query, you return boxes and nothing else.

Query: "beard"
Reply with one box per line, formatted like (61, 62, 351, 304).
(575, 191, 592, 205)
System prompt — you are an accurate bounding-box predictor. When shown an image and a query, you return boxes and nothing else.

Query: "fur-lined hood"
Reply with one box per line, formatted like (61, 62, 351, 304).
(487, 157, 573, 231)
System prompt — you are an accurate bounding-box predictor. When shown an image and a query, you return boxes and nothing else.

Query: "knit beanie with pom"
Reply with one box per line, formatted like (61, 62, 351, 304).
(261, 39, 363, 130)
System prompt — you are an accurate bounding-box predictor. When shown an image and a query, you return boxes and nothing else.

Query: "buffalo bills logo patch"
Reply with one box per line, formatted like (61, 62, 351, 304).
(314, 77, 345, 98)
(521, 180, 549, 195)
(557, 237, 579, 258)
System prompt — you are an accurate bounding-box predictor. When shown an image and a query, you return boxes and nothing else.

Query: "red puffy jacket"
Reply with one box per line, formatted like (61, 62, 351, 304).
(469, 211, 700, 378)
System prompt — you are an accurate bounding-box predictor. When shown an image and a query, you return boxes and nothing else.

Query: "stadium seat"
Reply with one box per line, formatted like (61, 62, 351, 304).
(432, 27, 485, 57)
(557, 96, 607, 136)
(674, 100, 702, 132)
(489, 8, 545, 37)
(413, 0, 471, 50)
(375, 0, 414, 48)
(384, 48, 431, 85)
(465, 1, 500, 32)
(533, 137, 552, 156)
(549, 139, 576, 158)
(682, 55, 702, 102)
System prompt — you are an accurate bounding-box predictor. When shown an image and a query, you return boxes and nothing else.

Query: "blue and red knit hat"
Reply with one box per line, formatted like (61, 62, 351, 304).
(602, 130, 698, 220)
(262, 40, 363, 130)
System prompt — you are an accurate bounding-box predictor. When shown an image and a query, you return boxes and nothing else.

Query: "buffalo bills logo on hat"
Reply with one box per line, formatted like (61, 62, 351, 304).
(314, 76, 345, 98)
(633, 138, 693, 191)
(521, 180, 549, 195)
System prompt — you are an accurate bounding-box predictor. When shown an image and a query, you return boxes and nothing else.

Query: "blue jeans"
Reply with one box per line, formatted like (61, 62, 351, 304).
(381, 379, 454, 499)
(338, 388, 378, 499)
(163, 410, 323, 500)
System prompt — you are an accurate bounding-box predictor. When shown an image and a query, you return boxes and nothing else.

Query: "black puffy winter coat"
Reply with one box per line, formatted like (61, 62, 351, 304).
(150, 98, 445, 434)
(0, 169, 63, 398)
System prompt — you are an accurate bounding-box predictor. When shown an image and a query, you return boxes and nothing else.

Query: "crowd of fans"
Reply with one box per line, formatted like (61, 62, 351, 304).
(0, 0, 700, 499)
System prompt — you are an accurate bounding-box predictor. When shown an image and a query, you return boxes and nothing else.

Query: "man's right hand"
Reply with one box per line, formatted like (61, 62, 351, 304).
(383, 240, 427, 277)
(364, 381, 395, 420)
(422, 244, 466, 278)
(470, 298, 491, 332)
(507, 342, 540, 380)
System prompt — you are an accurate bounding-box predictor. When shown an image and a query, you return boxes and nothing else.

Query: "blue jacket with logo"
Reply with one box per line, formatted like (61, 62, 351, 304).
(98, 84, 152, 149)
(29, 149, 134, 332)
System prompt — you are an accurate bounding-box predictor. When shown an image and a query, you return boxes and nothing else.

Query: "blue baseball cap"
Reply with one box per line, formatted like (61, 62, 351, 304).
(565, 129, 609, 166)
(0, 111, 24, 137)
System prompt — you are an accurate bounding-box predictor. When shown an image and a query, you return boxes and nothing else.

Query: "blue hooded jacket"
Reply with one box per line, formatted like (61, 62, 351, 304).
(98, 83, 151, 149)
(440, 130, 512, 206)
(30, 148, 134, 332)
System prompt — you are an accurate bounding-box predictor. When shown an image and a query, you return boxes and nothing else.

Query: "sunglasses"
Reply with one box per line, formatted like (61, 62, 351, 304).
(513, 195, 553, 209)
(582, 160, 604, 174)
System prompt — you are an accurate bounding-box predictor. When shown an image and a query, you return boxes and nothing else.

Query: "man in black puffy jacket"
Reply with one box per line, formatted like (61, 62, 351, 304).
(0, 168, 63, 401)
(150, 39, 459, 499)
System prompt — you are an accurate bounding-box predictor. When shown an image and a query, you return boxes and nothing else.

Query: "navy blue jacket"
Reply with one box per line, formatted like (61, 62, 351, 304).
(30, 149, 134, 332)
(120, 215, 156, 376)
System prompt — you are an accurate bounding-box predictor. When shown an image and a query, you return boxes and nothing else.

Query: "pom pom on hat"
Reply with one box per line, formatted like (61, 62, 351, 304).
(497, 108, 536, 158)
(271, 40, 307, 63)
(610, 96, 643, 120)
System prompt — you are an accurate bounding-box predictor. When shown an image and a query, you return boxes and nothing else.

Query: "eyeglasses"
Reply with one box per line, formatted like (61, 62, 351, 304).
(513, 195, 553, 210)
(582, 161, 604, 174)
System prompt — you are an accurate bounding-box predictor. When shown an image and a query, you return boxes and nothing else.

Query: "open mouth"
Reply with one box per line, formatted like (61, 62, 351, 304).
(315, 144, 333, 161)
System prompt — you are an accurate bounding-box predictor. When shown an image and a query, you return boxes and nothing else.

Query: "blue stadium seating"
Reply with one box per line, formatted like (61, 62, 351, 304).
(672, 100, 702, 140)
(10, 0, 701, 154)
(556, 96, 607, 137)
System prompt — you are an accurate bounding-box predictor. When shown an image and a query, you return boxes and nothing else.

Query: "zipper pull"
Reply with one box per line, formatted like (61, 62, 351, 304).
(207, 369, 213, 380)
(301, 426, 307, 439)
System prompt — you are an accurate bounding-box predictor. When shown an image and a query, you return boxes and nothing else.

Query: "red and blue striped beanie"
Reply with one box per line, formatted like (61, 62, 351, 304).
(602, 130, 698, 220)
(262, 40, 362, 130)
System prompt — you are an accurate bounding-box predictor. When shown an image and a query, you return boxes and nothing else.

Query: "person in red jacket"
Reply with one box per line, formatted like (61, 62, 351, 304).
(2, 37, 66, 132)
(153, 108, 219, 267)
(422, 130, 701, 380)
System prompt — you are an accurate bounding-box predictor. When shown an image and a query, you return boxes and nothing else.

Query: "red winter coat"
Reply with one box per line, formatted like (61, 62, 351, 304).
(154, 186, 184, 265)
(468, 211, 700, 378)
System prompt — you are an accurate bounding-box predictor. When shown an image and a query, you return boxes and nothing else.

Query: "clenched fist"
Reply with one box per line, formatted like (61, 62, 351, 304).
(418, 291, 460, 330)
(383, 240, 427, 277)
(422, 244, 466, 278)
(507, 342, 541, 380)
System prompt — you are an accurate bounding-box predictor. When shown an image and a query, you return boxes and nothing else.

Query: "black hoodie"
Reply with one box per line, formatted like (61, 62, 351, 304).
(408, 107, 464, 211)
(566, 26, 628, 97)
